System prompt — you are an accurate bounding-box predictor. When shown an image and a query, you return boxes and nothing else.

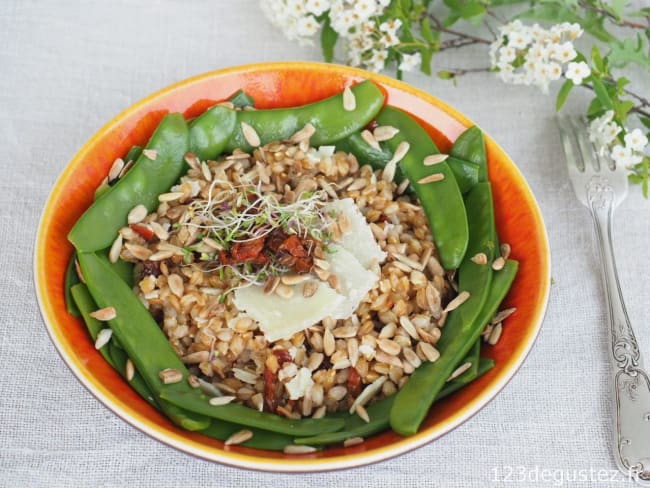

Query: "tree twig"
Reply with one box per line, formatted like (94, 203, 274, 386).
(578, 0, 647, 29)
(427, 13, 492, 45)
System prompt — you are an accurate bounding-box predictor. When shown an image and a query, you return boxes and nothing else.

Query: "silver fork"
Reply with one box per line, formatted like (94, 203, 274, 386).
(558, 116, 650, 485)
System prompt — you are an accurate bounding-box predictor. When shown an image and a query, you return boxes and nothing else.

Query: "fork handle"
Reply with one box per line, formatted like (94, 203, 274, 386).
(588, 183, 650, 484)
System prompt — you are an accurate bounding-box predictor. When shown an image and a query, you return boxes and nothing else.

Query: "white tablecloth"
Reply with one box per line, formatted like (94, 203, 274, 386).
(2, 1, 649, 486)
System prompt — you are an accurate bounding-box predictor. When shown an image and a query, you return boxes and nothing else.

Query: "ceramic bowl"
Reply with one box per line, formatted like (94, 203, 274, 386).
(35, 62, 550, 472)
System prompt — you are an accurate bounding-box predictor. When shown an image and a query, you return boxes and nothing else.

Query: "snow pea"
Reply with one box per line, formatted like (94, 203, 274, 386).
(159, 390, 344, 437)
(295, 357, 496, 446)
(228, 89, 255, 109)
(70, 283, 157, 408)
(450, 126, 487, 182)
(447, 157, 480, 194)
(454, 339, 481, 385)
(69, 113, 190, 252)
(200, 420, 292, 451)
(64, 253, 80, 316)
(390, 183, 497, 435)
(375, 106, 468, 270)
(77, 252, 210, 431)
(189, 106, 237, 161)
(124, 145, 143, 164)
(225, 80, 385, 153)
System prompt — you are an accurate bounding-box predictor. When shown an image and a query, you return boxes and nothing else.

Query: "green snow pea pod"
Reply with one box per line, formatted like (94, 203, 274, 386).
(375, 106, 468, 270)
(224, 80, 385, 153)
(296, 357, 496, 446)
(447, 157, 480, 194)
(390, 183, 498, 435)
(70, 283, 157, 408)
(64, 253, 80, 316)
(200, 421, 293, 451)
(69, 113, 190, 252)
(454, 339, 481, 385)
(77, 252, 210, 431)
(227, 89, 255, 109)
(93, 145, 143, 201)
(450, 126, 487, 182)
(159, 390, 344, 437)
(124, 145, 143, 164)
(189, 106, 237, 161)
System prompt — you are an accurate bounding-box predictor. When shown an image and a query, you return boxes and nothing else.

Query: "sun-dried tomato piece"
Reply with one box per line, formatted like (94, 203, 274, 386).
(130, 223, 155, 241)
(366, 119, 378, 131)
(273, 348, 292, 365)
(347, 367, 362, 397)
(218, 250, 232, 265)
(266, 229, 288, 253)
(230, 237, 265, 262)
(279, 235, 308, 257)
(292, 256, 313, 273)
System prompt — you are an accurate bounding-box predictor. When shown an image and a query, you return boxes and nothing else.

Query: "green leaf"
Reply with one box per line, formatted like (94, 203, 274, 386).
(556, 79, 574, 111)
(615, 100, 635, 119)
(587, 97, 604, 117)
(591, 77, 613, 109)
(591, 45, 604, 73)
(443, 0, 486, 20)
(420, 47, 434, 75)
(608, 34, 650, 70)
(518, 5, 615, 43)
(320, 17, 338, 63)
(437, 70, 456, 80)
(420, 17, 438, 45)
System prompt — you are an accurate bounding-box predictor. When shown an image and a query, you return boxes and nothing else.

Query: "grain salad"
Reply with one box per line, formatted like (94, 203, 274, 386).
(113, 134, 454, 420)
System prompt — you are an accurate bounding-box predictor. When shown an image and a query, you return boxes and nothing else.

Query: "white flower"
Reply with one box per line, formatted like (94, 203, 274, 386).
(611, 144, 632, 165)
(552, 42, 577, 64)
(589, 110, 621, 153)
(498, 46, 516, 63)
(296, 15, 320, 37)
(379, 32, 399, 48)
(547, 62, 562, 81)
(379, 18, 402, 35)
(565, 61, 591, 85)
(624, 128, 649, 152)
(528, 44, 548, 61)
(566, 22, 583, 40)
(398, 52, 421, 72)
(508, 29, 531, 49)
(305, 0, 330, 16)
(353, 0, 377, 20)
(498, 63, 515, 83)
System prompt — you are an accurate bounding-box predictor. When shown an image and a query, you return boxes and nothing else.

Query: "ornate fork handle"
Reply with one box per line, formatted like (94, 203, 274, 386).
(587, 177, 650, 484)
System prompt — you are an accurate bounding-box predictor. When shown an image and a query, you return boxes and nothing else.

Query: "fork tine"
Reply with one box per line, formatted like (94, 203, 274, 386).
(557, 116, 584, 173)
(571, 116, 600, 172)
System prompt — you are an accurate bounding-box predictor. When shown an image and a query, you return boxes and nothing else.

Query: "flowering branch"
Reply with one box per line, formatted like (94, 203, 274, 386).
(261, 0, 650, 196)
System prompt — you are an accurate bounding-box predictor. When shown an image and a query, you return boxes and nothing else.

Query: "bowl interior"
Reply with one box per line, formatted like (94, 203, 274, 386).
(35, 62, 550, 471)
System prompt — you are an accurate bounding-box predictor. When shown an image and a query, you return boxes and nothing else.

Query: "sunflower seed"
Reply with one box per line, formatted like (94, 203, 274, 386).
(108, 158, 125, 181)
(74, 259, 86, 283)
(127, 204, 147, 225)
(94, 328, 113, 349)
(419, 342, 440, 362)
(355, 404, 370, 423)
(382, 141, 410, 182)
(492, 307, 517, 324)
(417, 173, 445, 184)
(487, 323, 503, 345)
(201, 161, 212, 182)
(125, 359, 135, 381)
(290, 123, 316, 143)
(187, 375, 200, 388)
(377, 338, 401, 356)
(302, 281, 319, 298)
(158, 192, 185, 202)
(281, 274, 310, 286)
(500, 242, 511, 260)
(90, 307, 117, 321)
(182, 351, 209, 364)
(396, 178, 410, 195)
(393, 252, 423, 271)
(444, 291, 470, 312)
(284, 444, 317, 454)
(124, 243, 152, 261)
(232, 368, 258, 384)
(373, 125, 399, 141)
(343, 86, 356, 111)
(241, 122, 260, 147)
(343, 436, 365, 447)
(423, 154, 449, 166)
(225, 429, 253, 446)
(159, 368, 183, 384)
(492, 256, 506, 270)
(209, 395, 236, 406)
(108, 234, 123, 263)
(314, 258, 330, 270)
(263, 276, 280, 295)
(399, 316, 419, 340)
(275, 283, 294, 299)
(142, 149, 158, 160)
(184, 152, 201, 170)
(471, 253, 488, 265)
(327, 274, 341, 293)
(118, 160, 134, 178)
(323, 328, 335, 356)
(349, 376, 386, 413)
(447, 362, 471, 381)
(361, 129, 381, 150)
